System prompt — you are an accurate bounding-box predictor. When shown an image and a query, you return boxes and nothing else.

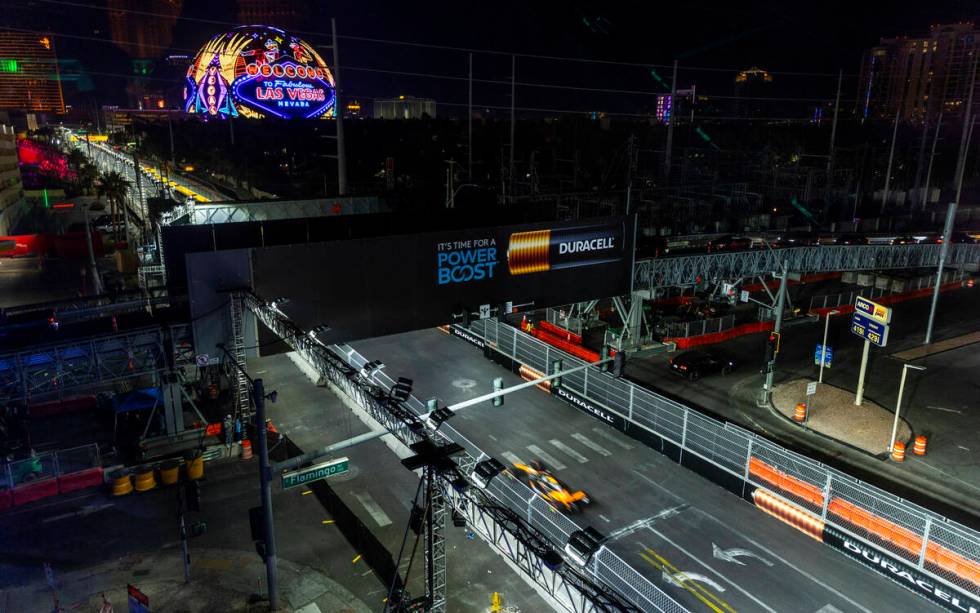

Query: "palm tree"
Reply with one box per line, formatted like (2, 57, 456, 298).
(97, 170, 132, 244)
(76, 163, 99, 196)
(66, 149, 87, 172)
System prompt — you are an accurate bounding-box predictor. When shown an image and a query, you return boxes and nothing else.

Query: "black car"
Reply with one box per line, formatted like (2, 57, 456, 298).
(772, 231, 818, 247)
(834, 233, 868, 245)
(668, 350, 738, 381)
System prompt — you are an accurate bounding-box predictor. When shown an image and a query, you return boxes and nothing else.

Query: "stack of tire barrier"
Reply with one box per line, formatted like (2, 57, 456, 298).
(109, 450, 205, 498)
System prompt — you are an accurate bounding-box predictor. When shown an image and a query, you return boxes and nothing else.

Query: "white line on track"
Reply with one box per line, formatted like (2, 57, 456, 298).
(526, 445, 566, 470)
(591, 426, 634, 449)
(501, 451, 525, 467)
(631, 469, 874, 613)
(549, 439, 589, 463)
(354, 492, 392, 527)
(571, 433, 612, 456)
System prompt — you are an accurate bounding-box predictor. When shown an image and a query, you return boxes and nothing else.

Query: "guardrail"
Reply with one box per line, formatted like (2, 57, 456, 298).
(469, 318, 980, 612)
(663, 314, 736, 338)
(0, 443, 103, 508)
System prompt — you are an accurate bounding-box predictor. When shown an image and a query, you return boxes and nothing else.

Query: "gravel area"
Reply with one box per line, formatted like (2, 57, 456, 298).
(772, 378, 912, 456)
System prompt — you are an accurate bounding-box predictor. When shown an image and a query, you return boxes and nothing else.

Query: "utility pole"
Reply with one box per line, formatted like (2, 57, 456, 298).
(625, 135, 635, 215)
(762, 259, 789, 400)
(911, 115, 930, 210)
(664, 60, 678, 182)
(826, 70, 842, 200)
(508, 54, 516, 203)
(468, 53, 473, 181)
(332, 18, 348, 195)
(254, 378, 279, 611)
(880, 104, 901, 215)
(925, 53, 977, 345)
(922, 111, 943, 211)
(854, 338, 871, 405)
(84, 209, 101, 295)
(168, 115, 176, 168)
(818, 310, 839, 383)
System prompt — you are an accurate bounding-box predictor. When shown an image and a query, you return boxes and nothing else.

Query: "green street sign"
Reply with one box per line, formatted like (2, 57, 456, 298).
(281, 457, 349, 490)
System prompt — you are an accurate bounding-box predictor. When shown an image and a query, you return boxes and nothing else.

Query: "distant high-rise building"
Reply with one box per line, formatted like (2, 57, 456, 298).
(107, 0, 182, 108)
(0, 123, 24, 234)
(0, 31, 65, 114)
(857, 23, 979, 122)
(237, 0, 312, 31)
(374, 96, 437, 120)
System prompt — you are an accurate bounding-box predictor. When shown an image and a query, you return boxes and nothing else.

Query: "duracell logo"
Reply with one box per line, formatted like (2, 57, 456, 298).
(508, 223, 624, 276)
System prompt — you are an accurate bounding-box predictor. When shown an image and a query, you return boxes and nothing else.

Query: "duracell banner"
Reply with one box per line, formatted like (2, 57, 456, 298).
(252, 216, 636, 343)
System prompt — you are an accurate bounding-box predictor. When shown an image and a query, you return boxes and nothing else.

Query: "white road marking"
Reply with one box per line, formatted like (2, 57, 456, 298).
(549, 439, 589, 463)
(42, 503, 114, 524)
(815, 605, 844, 613)
(526, 445, 566, 470)
(571, 433, 612, 456)
(591, 426, 633, 449)
(643, 533, 776, 612)
(598, 514, 612, 523)
(487, 434, 498, 442)
(957, 445, 971, 452)
(632, 469, 874, 613)
(354, 492, 392, 528)
(294, 603, 322, 613)
(927, 406, 962, 414)
(501, 451, 525, 467)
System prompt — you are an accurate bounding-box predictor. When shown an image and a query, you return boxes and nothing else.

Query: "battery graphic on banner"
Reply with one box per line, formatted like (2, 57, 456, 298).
(507, 223, 624, 275)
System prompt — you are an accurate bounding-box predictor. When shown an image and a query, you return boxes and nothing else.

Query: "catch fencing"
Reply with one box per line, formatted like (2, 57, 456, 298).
(470, 318, 980, 608)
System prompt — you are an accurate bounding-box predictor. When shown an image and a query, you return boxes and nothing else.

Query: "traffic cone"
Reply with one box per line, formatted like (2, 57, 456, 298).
(241, 439, 253, 460)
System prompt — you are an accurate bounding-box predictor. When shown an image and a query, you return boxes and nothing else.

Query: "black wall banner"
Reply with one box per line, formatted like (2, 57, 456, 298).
(550, 386, 626, 431)
(823, 526, 980, 613)
(251, 216, 635, 343)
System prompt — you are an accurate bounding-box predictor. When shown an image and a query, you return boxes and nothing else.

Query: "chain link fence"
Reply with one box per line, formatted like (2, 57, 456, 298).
(470, 317, 980, 603)
(0, 443, 101, 490)
(663, 314, 736, 339)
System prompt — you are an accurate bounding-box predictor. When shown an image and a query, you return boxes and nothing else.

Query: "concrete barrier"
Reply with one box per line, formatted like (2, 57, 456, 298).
(57, 467, 105, 494)
(11, 478, 59, 506)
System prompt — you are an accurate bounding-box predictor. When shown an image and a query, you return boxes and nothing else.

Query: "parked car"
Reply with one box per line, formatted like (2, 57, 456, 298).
(834, 233, 868, 245)
(668, 350, 738, 381)
(948, 232, 979, 244)
(772, 231, 819, 247)
(916, 233, 944, 244)
(707, 235, 753, 252)
(891, 235, 917, 245)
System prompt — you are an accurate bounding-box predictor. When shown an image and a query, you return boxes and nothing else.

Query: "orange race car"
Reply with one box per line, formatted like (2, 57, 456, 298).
(510, 460, 590, 513)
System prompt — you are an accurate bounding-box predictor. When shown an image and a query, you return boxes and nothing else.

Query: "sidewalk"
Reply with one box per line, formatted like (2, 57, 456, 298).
(771, 378, 912, 456)
(0, 547, 371, 613)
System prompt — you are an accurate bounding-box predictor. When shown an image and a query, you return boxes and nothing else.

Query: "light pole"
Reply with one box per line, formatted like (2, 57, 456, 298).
(819, 309, 839, 383)
(889, 364, 926, 454)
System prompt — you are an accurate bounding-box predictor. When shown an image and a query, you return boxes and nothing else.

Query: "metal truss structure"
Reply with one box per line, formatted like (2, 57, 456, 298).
(241, 292, 649, 613)
(634, 243, 980, 289)
(164, 197, 384, 226)
(0, 324, 194, 403)
(1, 290, 176, 325)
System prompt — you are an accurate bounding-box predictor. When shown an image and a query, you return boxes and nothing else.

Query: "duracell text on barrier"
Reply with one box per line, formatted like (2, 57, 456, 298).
(506, 222, 625, 276)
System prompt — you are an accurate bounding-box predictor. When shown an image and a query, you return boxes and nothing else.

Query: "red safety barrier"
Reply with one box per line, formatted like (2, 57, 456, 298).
(0, 489, 11, 511)
(537, 320, 584, 345)
(11, 478, 59, 506)
(529, 327, 601, 362)
(665, 320, 774, 349)
(742, 272, 841, 293)
(57, 467, 105, 494)
(0, 234, 47, 258)
(29, 395, 97, 418)
(809, 281, 965, 317)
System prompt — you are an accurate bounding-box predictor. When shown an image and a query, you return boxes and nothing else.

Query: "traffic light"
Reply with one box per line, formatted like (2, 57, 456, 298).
(184, 480, 201, 512)
(768, 332, 781, 356)
(492, 377, 503, 407)
(611, 352, 626, 378)
(551, 359, 563, 389)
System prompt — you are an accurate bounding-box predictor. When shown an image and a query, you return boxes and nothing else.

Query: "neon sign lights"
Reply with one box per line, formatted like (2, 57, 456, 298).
(184, 25, 336, 120)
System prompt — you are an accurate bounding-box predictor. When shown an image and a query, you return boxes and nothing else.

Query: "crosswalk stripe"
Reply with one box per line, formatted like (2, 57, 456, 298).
(354, 492, 392, 527)
(549, 439, 588, 463)
(501, 451, 525, 467)
(571, 432, 612, 456)
(526, 444, 567, 470)
(591, 426, 634, 449)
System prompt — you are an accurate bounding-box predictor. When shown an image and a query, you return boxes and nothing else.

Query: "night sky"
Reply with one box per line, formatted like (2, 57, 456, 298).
(6, 0, 979, 110)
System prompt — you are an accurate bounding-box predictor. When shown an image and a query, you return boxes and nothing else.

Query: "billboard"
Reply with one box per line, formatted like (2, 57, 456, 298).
(184, 25, 336, 120)
(252, 216, 636, 343)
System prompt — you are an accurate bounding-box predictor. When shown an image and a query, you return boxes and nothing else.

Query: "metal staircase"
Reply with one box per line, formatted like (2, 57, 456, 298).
(230, 295, 251, 421)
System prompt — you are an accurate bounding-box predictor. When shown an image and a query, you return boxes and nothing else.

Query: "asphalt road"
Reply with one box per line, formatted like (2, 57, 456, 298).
(352, 329, 942, 613)
(627, 285, 980, 525)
